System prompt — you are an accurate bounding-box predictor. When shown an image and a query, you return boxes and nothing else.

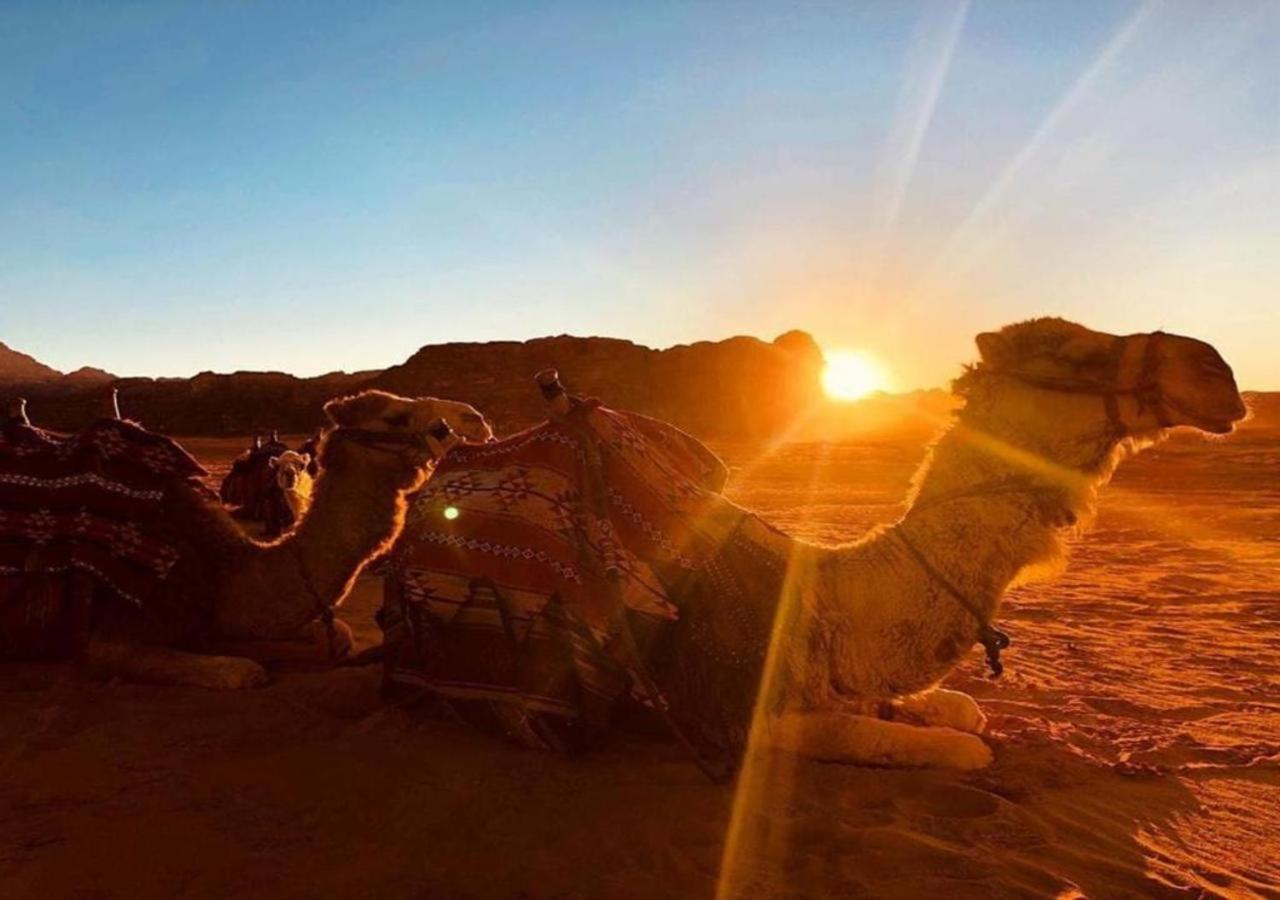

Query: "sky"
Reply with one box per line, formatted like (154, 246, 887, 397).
(1, 1, 1276, 388)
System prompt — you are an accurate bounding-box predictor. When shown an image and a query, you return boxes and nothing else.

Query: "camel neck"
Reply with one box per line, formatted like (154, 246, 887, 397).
(799, 421, 1119, 703)
(214, 456, 410, 639)
(283, 462, 404, 600)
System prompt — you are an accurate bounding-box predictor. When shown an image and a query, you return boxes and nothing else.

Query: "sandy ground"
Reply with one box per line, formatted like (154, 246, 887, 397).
(2, 428, 1277, 898)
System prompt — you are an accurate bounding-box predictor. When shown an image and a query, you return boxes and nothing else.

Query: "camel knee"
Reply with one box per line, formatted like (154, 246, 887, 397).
(894, 688, 987, 734)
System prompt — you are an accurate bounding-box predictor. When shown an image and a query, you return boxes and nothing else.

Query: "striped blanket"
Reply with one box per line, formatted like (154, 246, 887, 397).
(0, 418, 206, 657)
(382, 398, 776, 756)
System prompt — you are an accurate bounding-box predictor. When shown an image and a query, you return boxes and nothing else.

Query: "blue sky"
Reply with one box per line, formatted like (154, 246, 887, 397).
(1, 1, 1276, 387)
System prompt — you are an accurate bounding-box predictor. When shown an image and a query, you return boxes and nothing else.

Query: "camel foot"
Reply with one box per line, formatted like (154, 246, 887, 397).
(84, 640, 269, 690)
(202, 619, 354, 669)
(765, 711, 993, 770)
(892, 688, 987, 734)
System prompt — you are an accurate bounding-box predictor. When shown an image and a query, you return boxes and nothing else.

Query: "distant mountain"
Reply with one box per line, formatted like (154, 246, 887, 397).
(370, 331, 824, 438)
(0, 341, 61, 384)
(1, 368, 379, 435)
(1241, 391, 1280, 431)
(60, 365, 115, 385)
(4, 333, 1268, 442)
(0, 332, 824, 439)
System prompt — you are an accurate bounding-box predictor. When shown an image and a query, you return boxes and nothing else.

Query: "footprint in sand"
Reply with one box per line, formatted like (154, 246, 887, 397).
(898, 784, 1002, 819)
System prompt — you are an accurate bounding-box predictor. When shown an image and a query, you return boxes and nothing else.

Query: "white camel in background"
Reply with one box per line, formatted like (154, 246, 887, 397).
(270, 450, 314, 525)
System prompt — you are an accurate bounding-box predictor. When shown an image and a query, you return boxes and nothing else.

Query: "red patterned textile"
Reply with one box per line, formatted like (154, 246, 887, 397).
(382, 398, 767, 750)
(0, 419, 207, 627)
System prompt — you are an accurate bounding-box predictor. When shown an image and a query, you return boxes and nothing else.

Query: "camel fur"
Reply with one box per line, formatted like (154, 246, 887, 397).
(6, 390, 492, 690)
(651, 320, 1247, 770)
(270, 450, 314, 526)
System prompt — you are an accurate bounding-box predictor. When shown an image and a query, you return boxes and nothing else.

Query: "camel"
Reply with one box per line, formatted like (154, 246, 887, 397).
(219, 432, 289, 523)
(384, 320, 1246, 772)
(269, 449, 314, 532)
(0, 390, 492, 690)
(677, 319, 1248, 769)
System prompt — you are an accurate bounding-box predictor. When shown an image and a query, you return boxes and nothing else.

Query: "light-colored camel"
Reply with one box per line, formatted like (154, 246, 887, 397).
(657, 319, 1247, 770)
(270, 449, 314, 524)
(24, 390, 492, 689)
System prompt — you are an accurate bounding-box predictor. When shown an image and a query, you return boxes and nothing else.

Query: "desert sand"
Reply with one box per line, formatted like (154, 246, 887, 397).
(2, 427, 1277, 898)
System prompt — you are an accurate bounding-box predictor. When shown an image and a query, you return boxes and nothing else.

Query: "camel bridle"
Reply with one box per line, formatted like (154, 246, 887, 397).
(988, 331, 1174, 439)
(894, 333, 1170, 678)
(326, 426, 432, 460)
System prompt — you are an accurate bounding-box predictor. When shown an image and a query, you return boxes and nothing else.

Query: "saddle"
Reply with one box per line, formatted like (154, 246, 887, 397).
(0, 417, 206, 658)
(382, 396, 781, 774)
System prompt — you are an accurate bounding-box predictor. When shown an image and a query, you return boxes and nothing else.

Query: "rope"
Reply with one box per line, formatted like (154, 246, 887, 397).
(893, 527, 1010, 678)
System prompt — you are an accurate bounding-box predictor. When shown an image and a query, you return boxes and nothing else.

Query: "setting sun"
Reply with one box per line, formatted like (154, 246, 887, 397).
(822, 350, 892, 401)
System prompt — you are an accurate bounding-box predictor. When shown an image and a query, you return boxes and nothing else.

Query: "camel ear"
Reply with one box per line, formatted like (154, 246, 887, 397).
(976, 332, 1013, 367)
(324, 391, 393, 427)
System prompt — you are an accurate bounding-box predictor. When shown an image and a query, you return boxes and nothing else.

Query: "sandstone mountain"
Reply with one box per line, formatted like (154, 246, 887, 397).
(3, 336, 1272, 442)
(370, 331, 824, 438)
(0, 341, 62, 384)
(0, 332, 824, 439)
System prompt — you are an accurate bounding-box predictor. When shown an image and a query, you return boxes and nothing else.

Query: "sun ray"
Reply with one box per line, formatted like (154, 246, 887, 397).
(875, 0, 970, 233)
(919, 0, 1159, 285)
(715, 440, 833, 900)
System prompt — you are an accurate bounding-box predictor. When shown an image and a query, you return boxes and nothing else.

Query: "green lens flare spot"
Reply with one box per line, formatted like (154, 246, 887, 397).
(443, 506, 460, 521)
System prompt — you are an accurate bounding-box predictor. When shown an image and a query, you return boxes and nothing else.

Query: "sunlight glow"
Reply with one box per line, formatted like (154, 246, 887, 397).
(822, 350, 892, 401)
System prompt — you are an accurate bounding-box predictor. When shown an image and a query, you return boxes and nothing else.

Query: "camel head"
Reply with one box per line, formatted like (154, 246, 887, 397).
(270, 450, 312, 492)
(319, 390, 493, 489)
(958, 318, 1246, 473)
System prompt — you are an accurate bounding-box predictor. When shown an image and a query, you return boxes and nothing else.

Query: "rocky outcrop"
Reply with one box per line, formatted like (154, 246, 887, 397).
(0, 342, 62, 384)
(2, 370, 378, 435)
(371, 331, 826, 438)
(0, 333, 824, 439)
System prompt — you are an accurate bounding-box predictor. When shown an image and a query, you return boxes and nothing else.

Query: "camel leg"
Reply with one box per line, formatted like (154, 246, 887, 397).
(201, 619, 354, 668)
(891, 688, 987, 734)
(764, 710, 993, 770)
(83, 639, 269, 690)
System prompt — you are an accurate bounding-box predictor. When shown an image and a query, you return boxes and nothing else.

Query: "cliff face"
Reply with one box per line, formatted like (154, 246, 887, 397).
(371, 331, 825, 437)
(3, 370, 378, 435)
(0, 332, 825, 439)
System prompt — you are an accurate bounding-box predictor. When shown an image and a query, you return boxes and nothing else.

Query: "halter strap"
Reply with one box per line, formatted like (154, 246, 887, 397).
(893, 527, 1010, 677)
(987, 332, 1171, 432)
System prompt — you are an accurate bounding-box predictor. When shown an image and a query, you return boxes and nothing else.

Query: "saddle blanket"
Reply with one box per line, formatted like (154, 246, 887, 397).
(382, 399, 759, 749)
(0, 418, 207, 656)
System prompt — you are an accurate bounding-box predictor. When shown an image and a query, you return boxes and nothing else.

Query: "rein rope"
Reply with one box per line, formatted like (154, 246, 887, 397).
(293, 542, 342, 660)
(893, 527, 1011, 677)
(894, 333, 1169, 678)
(293, 421, 456, 660)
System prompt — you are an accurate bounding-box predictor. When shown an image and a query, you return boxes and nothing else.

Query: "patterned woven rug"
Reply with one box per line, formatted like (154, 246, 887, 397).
(383, 398, 783, 758)
(0, 418, 207, 657)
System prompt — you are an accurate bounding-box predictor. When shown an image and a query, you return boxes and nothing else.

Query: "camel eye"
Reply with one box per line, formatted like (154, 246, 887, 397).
(385, 413, 411, 429)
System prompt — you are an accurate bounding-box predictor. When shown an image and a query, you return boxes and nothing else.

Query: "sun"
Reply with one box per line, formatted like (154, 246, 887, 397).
(822, 350, 891, 401)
